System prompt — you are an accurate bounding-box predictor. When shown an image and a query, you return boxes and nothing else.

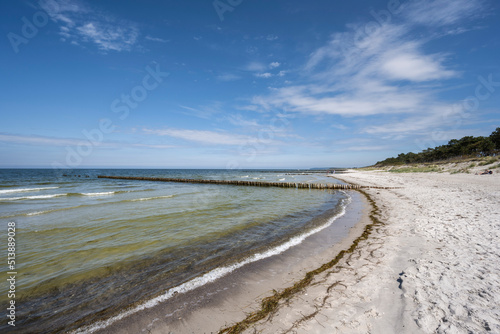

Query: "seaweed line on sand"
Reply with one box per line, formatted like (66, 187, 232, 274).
(218, 188, 384, 334)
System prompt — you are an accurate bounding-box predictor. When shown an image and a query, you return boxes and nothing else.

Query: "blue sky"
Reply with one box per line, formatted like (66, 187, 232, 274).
(1, 0, 499, 169)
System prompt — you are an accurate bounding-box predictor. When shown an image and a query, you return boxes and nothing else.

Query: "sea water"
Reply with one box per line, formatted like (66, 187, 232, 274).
(0, 169, 348, 333)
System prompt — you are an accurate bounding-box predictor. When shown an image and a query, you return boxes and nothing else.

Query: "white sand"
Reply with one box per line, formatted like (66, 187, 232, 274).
(244, 171, 500, 333)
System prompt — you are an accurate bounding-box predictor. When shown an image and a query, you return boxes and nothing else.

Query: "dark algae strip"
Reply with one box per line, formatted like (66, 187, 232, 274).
(218, 189, 383, 334)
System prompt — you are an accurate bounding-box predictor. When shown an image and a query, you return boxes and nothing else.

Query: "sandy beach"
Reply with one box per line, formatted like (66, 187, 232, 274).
(76, 170, 500, 334)
(241, 170, 500, 333)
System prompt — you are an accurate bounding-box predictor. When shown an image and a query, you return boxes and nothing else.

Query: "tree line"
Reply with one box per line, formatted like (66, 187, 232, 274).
(375, 127, 500, 166)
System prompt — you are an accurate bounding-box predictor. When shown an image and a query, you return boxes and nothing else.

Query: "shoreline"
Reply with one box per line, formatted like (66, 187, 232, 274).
(87, 190, 372, 333)
(243, 170, 500, 333)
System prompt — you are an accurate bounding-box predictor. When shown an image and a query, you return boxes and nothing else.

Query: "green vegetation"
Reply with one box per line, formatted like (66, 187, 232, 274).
(375, 128, 500, 166)
(388, 165, 442, 173)
(450, 168, 471, 174)
(479, 157, 498, 166)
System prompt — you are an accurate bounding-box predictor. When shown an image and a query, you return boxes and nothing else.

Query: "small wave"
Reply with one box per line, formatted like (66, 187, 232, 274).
(25, 204, 92, 216)
(0, 194, 67, 201)
(0, 191, 117, 201)
(0, 187, 59, 194)
(73, 192, 352, 334)
(240, 175, 249, 178)
(81, 192, 116, 196)
(130, 195, 174, 202)
(278, 178, 285, 181)
(27, 211, 50, 216)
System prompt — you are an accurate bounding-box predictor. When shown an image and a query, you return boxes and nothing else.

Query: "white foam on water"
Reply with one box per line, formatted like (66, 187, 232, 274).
(0, 186, 58, 194)
(81, 192, 116, 196)
(73, 191, 352, 334)
(27, 211, 50, 216)
(0, 194, 67, 201)
(130, 195, 174, 202)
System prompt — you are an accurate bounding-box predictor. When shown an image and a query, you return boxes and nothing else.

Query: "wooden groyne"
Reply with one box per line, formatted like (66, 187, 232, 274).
(97, 175, 398, 190)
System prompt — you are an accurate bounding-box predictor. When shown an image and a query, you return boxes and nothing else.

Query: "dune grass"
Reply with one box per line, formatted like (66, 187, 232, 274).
(479, 157, 499, 166)
(388, 165, 442, 173)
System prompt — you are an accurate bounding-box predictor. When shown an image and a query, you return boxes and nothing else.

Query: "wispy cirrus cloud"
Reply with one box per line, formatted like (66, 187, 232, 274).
(255, 72, 272, 78)
(402, 0, 487, 27)
(40, 0, 139, 52)
(225, 114, 261, 128)
(76, 22, 138, 51)
(249, 0, 486, 140)
(224, 114, 299, 139)
(178, 102, 225, 119)
(143, 128, 263, 146)
(0, 133, 175, 149)
(0, 133, 84, 146)
(145, 35, 169, 43)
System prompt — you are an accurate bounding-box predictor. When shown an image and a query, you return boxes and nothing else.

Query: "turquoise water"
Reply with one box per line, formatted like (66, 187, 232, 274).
(0, 169, 347, 333)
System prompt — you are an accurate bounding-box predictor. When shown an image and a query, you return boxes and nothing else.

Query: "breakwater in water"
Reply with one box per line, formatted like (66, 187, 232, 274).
(1, 169, 351, 333)
(97, 175, 398, 189)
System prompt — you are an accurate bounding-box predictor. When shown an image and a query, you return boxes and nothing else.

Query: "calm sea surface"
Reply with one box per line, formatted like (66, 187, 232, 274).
(0, 169, 348, 333)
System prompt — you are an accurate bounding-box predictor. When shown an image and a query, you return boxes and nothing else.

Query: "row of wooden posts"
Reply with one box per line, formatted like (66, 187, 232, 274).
(97, 175, 398, 190)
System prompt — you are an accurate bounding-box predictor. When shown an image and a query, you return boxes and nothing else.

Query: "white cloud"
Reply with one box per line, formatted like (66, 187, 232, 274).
(362, 104, 457, 135)
(226, 115, 261, 128)
(380, 51, 456, 82)
(0, 133, 84, 146)
(266, 34, 278, 41)
(0, 133, 175, 149)
(143, 128, 257, 146)
(345, 145, 391, 151)
(255, 73, 272, 78)
(131, 143, 175, 149)
(250, 5, 470, 121)
(40, 0, 85, 26)
(145, 35, 169, 43)
(254, 84, 428, 116)
(39, 0, 140, 52)
(403, 0, 485, 27)
(178, 103, 224, 119)
(270, 62, 280, 68)
(76, 22, 138, 52)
